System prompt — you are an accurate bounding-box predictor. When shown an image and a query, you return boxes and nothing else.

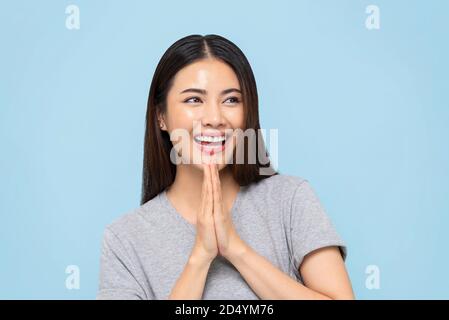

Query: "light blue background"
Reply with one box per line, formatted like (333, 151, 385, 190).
(1, 0, 448, 299)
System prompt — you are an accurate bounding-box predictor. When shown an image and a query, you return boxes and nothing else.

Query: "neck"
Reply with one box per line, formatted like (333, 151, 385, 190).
(166, 164, 240, 219)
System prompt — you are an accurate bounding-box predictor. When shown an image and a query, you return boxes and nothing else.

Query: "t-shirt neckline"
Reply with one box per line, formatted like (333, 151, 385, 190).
(159, 185, 246, 235)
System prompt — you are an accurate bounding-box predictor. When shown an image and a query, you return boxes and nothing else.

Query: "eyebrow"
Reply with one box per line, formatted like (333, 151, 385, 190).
(180, 88, 242, 95)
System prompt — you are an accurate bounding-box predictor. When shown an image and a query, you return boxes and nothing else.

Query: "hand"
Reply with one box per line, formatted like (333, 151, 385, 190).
(191, 163, 218, 263)
(210, 163, 245, 259)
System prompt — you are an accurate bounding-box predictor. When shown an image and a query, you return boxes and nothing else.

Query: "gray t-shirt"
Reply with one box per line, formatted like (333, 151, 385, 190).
(96, 174, 347, 300)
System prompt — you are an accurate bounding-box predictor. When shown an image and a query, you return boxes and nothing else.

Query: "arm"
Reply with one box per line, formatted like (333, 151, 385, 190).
(97, 227, 149, 300)
(167, 250, 212, 300)
(225, 237, 354, 300)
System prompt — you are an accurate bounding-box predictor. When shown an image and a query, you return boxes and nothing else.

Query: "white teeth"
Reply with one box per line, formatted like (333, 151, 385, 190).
(195, 135, 226, 143)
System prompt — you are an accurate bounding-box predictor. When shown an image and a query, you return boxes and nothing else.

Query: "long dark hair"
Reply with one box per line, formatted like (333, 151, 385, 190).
(141, 34, 278, 205)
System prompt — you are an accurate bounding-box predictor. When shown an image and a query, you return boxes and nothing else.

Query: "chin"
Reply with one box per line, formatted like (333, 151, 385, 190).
(193, 161, 228, 171)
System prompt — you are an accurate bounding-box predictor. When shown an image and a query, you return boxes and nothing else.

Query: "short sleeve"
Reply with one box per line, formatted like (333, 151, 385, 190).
(96, 227, 150, 300)
(289, 180, 347, 276)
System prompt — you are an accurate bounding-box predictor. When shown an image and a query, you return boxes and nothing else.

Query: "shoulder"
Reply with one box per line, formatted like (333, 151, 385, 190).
(102, 193, 163, 243)
(241, 173, 312, 216)
(246, 173, 309, 199)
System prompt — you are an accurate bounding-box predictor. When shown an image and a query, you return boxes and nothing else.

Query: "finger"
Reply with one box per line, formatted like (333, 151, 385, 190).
(199, 164, 208, 219)
(204, 164, 213, 218)
(215, 164, 223, 203)
(211, 164, 222, 217)
(212, 163, 223, 202)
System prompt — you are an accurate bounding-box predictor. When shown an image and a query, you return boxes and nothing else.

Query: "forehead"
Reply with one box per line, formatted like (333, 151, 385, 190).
(171, 58, 240, 91)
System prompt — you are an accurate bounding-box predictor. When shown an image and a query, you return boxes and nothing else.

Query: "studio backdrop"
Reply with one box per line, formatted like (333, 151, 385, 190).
(1, 0, 448, 299)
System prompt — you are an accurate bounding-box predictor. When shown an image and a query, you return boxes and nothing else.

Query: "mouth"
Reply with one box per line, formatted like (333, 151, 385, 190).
(193, 134, 229, 155)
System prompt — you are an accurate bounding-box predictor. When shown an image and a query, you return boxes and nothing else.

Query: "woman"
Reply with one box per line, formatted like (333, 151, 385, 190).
(97, 34, 354, 300)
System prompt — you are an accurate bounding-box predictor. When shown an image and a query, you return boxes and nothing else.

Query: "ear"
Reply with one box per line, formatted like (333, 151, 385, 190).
(157, 113, 167, 131)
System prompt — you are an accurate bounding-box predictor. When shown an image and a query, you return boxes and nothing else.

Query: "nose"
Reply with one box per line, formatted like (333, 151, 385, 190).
(201, 101, 225, 128)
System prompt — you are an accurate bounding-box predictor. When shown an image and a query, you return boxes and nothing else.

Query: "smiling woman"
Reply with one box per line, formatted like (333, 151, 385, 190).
(142, 35, 275, 204)
(96, 34, 354, 300)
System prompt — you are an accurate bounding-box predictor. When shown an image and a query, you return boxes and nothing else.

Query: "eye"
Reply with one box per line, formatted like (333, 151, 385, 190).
(184, 96, 202, 104)
(223, 96, 241, 104)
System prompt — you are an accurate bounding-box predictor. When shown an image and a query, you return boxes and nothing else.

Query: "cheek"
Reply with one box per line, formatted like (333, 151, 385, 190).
(167, 104, 197, 130)
(183, 108, 196, 120)
(224, 107, 245, 128)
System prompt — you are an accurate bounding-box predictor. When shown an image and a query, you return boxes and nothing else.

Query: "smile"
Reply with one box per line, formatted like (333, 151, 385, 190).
(193, 134, 228, 155)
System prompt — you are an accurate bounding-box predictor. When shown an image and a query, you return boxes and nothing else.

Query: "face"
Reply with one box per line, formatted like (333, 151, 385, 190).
(159, 58, 245, 171)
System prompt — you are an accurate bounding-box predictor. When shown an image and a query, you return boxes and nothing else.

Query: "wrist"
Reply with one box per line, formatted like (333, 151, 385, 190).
(222, 235, 249, 262)
(189, 248, 214, 267)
